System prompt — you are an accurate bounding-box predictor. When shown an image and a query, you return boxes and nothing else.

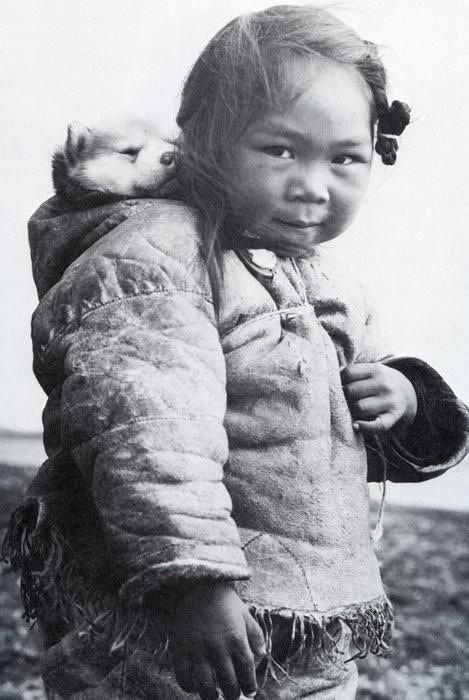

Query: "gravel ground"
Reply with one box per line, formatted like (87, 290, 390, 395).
(1, 462, 468, 699)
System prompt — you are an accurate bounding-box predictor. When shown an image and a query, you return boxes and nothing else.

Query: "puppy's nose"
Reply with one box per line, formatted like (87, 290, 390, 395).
(160, 151, 175, 166)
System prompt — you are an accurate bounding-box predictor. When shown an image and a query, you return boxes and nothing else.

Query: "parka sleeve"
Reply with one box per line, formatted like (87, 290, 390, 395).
(32, 208, 249, 603)
(356, 300, 469, 483)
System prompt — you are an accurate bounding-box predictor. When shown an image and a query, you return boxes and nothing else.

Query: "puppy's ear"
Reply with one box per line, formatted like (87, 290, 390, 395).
(65, 122, 91, 164)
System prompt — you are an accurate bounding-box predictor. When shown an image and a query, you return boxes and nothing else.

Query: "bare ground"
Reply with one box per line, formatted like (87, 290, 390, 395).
(0, 463, 467, 699)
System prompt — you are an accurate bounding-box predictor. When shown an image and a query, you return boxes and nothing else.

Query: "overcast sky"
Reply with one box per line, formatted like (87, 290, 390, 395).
(1, 0, 468, 432)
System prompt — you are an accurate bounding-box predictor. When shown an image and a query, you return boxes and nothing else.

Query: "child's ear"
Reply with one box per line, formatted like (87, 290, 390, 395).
(65, 122, 91, 164)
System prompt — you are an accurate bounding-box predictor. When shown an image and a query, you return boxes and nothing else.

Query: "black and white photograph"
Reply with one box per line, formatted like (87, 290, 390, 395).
(1, 1, 468, 698)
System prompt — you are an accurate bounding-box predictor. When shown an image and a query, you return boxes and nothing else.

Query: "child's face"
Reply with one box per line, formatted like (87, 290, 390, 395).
(230, 61, 373, 256)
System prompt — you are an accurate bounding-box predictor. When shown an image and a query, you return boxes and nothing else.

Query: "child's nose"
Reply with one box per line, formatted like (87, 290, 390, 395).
(287, 164, 329, 204)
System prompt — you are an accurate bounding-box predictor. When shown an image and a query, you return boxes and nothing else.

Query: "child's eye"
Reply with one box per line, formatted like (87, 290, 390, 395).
(332, 155, 354, 165)
(263, 146, 294, 159)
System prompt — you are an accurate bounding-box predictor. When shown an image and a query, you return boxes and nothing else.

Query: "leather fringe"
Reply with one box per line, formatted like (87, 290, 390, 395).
(2, 498, 393, 693)
(250, 597, 392, 686)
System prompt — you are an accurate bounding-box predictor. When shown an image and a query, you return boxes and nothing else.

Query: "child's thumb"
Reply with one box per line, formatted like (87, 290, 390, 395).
(244, 610, 266, 659)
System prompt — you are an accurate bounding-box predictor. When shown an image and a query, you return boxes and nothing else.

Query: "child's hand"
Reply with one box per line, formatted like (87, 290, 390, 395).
(167, 581, 265, 700)
(341, 362, 417, 436)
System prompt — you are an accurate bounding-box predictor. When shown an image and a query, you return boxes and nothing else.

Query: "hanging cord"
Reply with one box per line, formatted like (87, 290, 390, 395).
(369, 438, 388, 545)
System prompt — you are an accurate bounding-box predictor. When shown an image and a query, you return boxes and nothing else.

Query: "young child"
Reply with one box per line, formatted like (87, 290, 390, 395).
(3, 5, 468, 699)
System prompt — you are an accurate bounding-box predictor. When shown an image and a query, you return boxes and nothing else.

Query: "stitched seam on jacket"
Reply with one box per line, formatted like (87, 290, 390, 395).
(120, 519, 234, 532)
(38, 288, 214, 361)
(78, 288, 212, 320)
(277, 538, 315, 605)
(239, 593, 389, 617)
(71, 414, 224, 448)
(220, 304, 310, 340)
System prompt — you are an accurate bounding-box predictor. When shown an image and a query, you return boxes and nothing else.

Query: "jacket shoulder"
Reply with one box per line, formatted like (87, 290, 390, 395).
(62, 199, 210, 303)
(29, 197, 206, 300)
(87, 199, 206, 281)
(32, 200, 213, 363)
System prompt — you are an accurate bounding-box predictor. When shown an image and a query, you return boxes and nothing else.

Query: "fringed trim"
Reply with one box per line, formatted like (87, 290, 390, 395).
(249, 597, 393, 686)
(1, 498, 87, 627)
(2, 499, 393, 691)
(1, 498, 52, 623)
(1, 499, 150, 656)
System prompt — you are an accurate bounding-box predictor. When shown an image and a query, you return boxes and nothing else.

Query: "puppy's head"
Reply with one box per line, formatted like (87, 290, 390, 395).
(61, 118, 176, 196)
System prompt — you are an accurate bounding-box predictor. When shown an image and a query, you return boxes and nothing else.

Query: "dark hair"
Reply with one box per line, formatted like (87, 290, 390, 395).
(175, 4, 410, 310)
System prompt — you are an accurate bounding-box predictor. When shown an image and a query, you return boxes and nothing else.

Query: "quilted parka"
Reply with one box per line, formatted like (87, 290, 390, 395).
(3, 195, 468, 696)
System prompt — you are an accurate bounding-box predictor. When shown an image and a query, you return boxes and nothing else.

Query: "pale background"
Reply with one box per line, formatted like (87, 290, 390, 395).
(1, 0, 468, 508)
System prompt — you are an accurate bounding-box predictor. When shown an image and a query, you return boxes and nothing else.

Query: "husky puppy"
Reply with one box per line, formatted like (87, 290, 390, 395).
(52, 118, 177, 203)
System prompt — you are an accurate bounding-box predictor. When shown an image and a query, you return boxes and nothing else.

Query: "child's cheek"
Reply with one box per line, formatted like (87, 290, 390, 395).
(336, 176, 371, 227)
(243, 169, 277, 211)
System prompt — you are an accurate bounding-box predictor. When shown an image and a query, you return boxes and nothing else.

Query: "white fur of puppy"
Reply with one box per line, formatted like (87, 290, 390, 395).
(52, 118, 177, 199)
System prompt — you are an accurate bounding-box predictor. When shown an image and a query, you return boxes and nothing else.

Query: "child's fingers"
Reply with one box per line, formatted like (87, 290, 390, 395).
(209, 647, 241, 700)
(232, 645, 258, 698)
(353, 413, 398, 435)
(341, 363, 375, 384)
(349, 397, 387, 420)
(191, 658, 220, 700)
(342, 378, 379, 401)
(244, 610, 266, 659)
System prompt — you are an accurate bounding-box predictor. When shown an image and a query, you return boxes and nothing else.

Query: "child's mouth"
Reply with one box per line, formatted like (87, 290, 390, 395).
(274, 219, 321, 230)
